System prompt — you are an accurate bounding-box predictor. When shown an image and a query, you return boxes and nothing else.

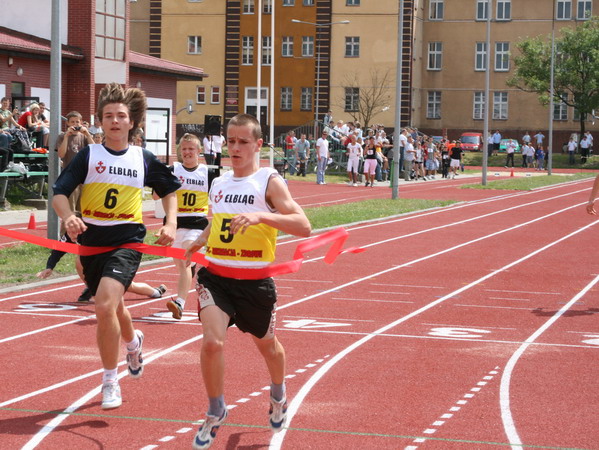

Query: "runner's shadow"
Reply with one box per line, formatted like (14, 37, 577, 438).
(0, 404, 108, 438)
(532, 307, 599, 317)
(225, 430, 271, 449)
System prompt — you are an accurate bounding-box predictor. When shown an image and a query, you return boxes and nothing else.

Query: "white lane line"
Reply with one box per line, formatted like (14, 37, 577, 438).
(484, 289, 561, 295)
(270, 215, 599, 449)
(21, 333, 206, 449)
(499, 273, 599, 450)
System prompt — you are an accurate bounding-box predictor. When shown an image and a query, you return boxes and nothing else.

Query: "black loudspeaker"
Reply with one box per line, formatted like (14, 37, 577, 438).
(204, 115, 222, 136)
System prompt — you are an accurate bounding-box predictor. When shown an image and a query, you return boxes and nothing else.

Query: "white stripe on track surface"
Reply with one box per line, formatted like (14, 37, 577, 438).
(499, 273, 599, 449)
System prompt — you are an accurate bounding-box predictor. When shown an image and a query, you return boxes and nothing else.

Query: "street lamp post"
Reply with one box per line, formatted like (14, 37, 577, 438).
(291, 19, 349, 135)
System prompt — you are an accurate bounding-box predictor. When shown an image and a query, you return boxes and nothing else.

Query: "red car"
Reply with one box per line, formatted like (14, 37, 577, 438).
(459, 132, 483, 151)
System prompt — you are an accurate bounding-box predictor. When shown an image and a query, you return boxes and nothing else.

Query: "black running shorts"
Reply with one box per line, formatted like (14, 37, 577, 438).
(81, 248, 142, 295)
(195, 267, 277, 339)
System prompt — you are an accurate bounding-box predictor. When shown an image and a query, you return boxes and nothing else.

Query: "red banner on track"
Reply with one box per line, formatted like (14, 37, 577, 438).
(0, 227, 364, 280)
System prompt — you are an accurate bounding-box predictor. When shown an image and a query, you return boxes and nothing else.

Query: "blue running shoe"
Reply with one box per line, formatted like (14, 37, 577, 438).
(126, 329, 144, 378)
(269, 396, 287, 433)
(193, 409, 228, 449)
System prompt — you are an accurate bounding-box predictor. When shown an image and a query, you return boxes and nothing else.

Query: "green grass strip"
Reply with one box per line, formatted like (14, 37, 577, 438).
(462, 173, 594, 191)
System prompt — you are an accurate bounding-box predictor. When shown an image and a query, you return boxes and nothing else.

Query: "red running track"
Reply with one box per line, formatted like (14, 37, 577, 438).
(1, 175, 598, 449)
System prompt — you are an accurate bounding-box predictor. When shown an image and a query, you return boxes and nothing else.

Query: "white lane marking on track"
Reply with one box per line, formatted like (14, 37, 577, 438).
(407, 367, 500, 449)
(484, 289, 561, 295)
(270, 215, 599, 449)
(12, 184, 593, 446)
(499, 273, 599, 450)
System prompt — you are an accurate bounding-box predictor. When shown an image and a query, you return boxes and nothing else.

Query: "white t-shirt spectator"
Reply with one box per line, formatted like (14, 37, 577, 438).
(203, 135, 225, 155)
(316, 137, 329, 158)
(347, 142, 362, 159)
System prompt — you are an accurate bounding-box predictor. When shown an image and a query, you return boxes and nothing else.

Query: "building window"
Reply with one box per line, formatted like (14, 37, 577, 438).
(496, 0, 511, 20)
(574, 108, 589, 121)
(196, 86, 206, 104)
(242, 36, 254, 65)
(301, 87, 313, 111)
(427, 42, 443, 71)
(263, 0, 272, 13)
(210, 86, 221, 104)
(346, 0, 360, 5)
(553, 92, 568, 120)
(476, 0, 488, 20)
(495, 42, 510, 71)
(283, 0, 294, 5)
(302, 36, 314, 57)
(282, 36, 294, 57)
(280, 87, 293, 111)
(427, 91, 441, 119)
(473, 92, 486, 120)
(303, 0, 314, 5)
(577, 0, 592, 19)
(557, 0, 572, 19)
(429, 0, 444, 20)
(493, 92, 508, 120)
(475, 42, 487, 71)
(262, 36, 272, 65)
(187, 36, 202, 54)
(243, 0, 254, 14)
(345, 37, 360, 57)
(344, 87, 359, 112)
(95, 0, 126, 60)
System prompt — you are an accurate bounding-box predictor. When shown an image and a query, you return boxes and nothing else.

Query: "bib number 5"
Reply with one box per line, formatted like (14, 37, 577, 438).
(219, 218, 234, 243)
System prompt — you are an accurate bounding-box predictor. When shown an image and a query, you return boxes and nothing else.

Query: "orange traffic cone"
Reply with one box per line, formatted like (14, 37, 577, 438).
(510, 168, 514, 177)
(27, 212, 36, 230)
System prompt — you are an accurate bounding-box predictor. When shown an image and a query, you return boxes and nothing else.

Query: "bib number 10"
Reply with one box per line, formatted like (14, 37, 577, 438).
(182, 192, 197, 206)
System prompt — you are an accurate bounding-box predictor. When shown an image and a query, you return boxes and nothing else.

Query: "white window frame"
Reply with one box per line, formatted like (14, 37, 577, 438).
(282, 36, 294, 57)
(282, 0, 294, 5)
(577, 0, 592, 19)
(427, 91, 441, 119)
(473, 92, 485, 120)
(427, 42, 443, 71)
(493, 91, 508, 120)
(344, 87, 360, 112)
(242, 36, 254, 65)
(495, 42, 510, 71)
(553, 92, 568, 120)
(302, 36, 314, 57)
(475, 42, 487, 71)
(476, 0, 488, 20)
(95, 1, 126, 61)
(429, 0, 444, 20)
(187, 36, 202, 54)
(263, 0, 272, 14)
(557, 0, 572, 19)
(280, 87, 292, 111)
(196, 86, 206, 104)
(300, 87, 313, 111)
(346, 0, 360, 5)
(303, 0, 314, 5)
(243, 0, 255, 14)
(496, 0, 511, 21)
(345, 37, 360, 57)
(262, 36, 272, 65)
(210, 86, 220, 104)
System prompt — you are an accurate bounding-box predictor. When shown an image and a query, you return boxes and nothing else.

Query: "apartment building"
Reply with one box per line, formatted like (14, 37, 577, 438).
(132, 0, 597, 143)
(418, 0, 599, 142)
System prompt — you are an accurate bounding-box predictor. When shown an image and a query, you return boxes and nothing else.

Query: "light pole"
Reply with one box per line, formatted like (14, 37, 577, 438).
(291, 19, 349, 135)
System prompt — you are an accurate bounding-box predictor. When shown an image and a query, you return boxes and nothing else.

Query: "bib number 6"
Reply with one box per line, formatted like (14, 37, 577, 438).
(104, 188, 119, 209)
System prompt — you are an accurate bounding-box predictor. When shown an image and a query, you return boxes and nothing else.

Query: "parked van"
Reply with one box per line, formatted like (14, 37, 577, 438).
(459, 132, 483, 151)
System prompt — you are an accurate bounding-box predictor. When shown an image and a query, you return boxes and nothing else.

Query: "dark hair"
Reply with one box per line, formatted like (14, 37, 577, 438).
(96, 82, 147, 142)
(227, 113, 262, 140)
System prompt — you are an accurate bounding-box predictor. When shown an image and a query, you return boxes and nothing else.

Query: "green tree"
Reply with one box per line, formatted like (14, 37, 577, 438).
(507, 17, 599, 137)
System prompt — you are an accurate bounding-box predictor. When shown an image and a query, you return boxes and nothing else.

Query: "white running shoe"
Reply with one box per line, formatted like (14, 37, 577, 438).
(193, 409, 228, 449)
(101, 381, 122, 410)
(269, 396, 288, 433)
(126, 329, 144, 378)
